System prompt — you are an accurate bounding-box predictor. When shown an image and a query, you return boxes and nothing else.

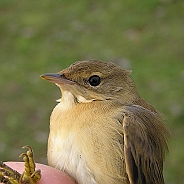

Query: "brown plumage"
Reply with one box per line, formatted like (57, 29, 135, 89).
(41, 60, 169, 184)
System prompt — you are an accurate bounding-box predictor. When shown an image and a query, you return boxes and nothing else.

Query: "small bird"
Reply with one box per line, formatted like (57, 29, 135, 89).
(41, 60, 169, 184)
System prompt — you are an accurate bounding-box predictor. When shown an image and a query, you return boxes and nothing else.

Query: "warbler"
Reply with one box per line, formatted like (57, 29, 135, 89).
(40, 60, 169, 184)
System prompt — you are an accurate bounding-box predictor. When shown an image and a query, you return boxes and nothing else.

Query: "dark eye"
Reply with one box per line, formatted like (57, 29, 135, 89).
(89, 75, 101, 86)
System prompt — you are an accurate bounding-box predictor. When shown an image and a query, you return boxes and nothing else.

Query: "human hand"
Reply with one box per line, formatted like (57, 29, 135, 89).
(1, 162, 76, 184)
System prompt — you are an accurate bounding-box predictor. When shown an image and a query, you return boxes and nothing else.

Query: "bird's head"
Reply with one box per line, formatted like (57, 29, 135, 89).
(41, 60, 139, 104)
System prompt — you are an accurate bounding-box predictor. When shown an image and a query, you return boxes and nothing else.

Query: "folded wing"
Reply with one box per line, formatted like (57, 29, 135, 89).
(122, 105, 169, 184)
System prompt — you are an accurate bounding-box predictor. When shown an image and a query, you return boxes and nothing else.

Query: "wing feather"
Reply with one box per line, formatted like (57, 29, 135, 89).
(122, 105, 169, 184)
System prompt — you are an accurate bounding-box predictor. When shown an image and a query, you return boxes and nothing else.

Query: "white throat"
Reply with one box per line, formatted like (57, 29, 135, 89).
(56, 91, 94, 110)
(57, 91, 75, 111)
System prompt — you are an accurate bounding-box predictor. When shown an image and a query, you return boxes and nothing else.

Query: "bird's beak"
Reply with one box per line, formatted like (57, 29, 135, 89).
(40, 73, 74, 85)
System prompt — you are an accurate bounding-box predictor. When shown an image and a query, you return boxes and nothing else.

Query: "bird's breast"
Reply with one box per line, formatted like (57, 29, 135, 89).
(48, 129, 97, 184)
(48, 101, 127, 184)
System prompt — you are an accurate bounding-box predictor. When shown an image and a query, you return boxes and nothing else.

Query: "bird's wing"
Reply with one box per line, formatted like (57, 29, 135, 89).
(122, 105, 169, 184)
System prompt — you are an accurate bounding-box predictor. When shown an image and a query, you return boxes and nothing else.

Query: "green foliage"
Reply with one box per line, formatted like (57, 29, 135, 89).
(0, 0, 184, 183)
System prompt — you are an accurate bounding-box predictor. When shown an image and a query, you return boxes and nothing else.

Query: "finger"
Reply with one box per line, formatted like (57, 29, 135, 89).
(4, 162, 76, 184)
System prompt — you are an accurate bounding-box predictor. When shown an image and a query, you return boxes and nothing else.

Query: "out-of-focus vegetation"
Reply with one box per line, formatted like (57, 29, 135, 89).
(0, 1, 184, 183)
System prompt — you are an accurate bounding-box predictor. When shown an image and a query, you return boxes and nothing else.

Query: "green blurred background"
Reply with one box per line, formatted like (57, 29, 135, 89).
(0, 0, 184, 183)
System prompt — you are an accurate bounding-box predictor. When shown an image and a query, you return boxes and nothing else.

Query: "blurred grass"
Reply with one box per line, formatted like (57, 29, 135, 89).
(0, 0, 184, 183)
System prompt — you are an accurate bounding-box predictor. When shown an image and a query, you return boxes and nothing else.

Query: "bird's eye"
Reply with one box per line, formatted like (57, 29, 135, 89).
(89, 75, 101, 86)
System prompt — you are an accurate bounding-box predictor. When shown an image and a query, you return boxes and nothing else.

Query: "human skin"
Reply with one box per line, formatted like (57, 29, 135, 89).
(1, 162, 76, 184)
